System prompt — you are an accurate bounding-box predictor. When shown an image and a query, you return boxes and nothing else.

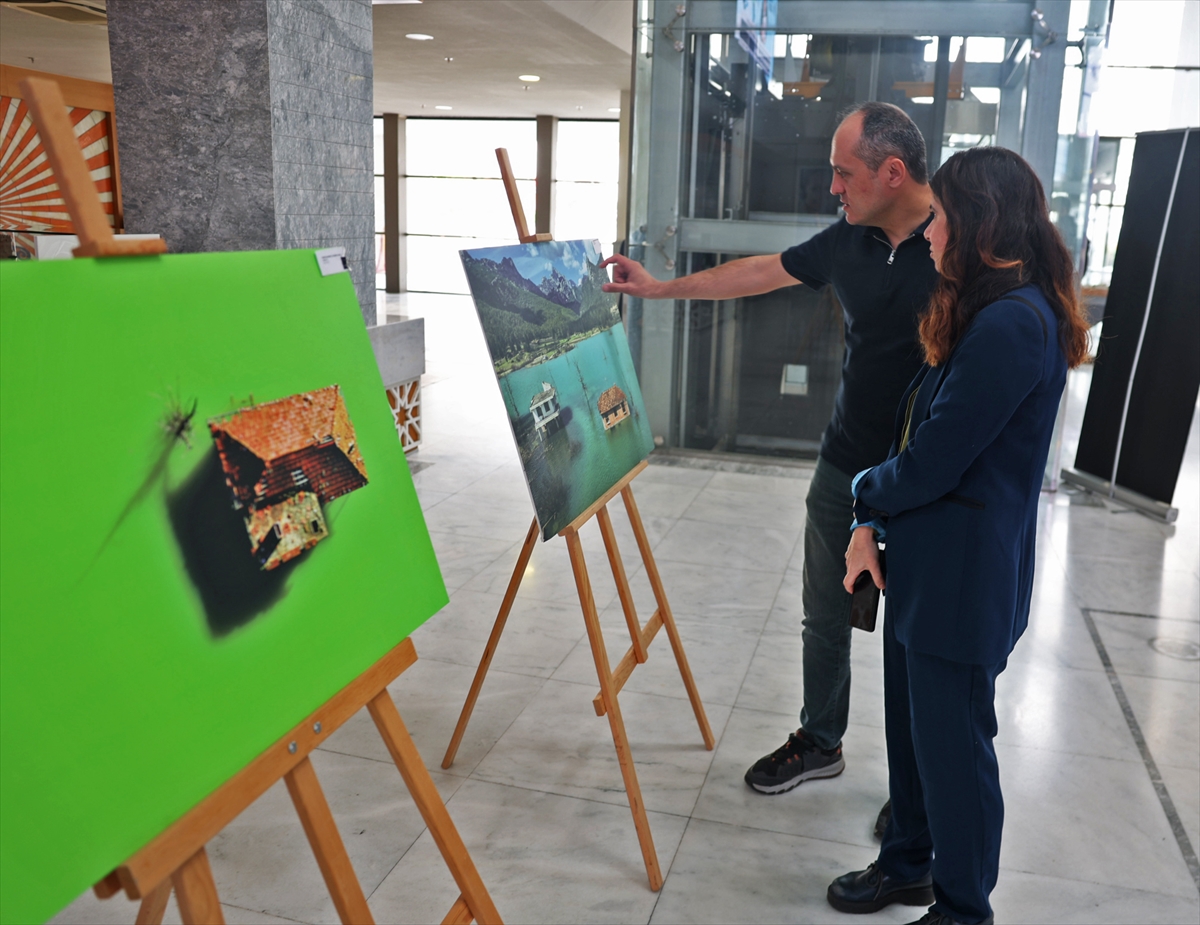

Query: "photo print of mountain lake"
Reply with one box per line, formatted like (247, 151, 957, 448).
(461, 239, 654, 540)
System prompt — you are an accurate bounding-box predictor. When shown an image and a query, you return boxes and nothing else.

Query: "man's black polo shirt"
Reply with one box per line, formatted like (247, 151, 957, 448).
(780, 215, 938, 477)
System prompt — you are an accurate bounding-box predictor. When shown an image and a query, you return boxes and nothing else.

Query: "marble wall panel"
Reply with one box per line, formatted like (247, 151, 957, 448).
(108, 0, 276, 253)
(108, 0, 376, 325)
(267, 0, 374, 323)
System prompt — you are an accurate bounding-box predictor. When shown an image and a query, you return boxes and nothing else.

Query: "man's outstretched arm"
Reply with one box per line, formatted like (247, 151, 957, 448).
(600, 253, 800, 301)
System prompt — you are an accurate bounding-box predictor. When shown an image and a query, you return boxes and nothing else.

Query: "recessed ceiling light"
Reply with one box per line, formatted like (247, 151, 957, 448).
(608, 107, 621, 113)
(405, 33, 434, 40)
(373, 1, 422, 5)
(518, 75, 541, 82)
(435, 105, 453, 110)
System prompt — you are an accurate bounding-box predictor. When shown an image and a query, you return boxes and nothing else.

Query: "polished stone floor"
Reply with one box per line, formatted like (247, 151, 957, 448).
(55, 292, 1199, 924)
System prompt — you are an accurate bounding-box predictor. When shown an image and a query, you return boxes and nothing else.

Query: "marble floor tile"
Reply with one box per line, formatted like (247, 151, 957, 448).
(422, 492, 538, 542)
(427, 531, 519, 592)
(619, 478, 708, 520)
(1051, 501, 1179, 565)
(1158, 763, 1200, 860)
(652, 518, 801, 575)
(649, 818, 916, 925)
(997, 742, 1196, 898)
(410, 457, 505, 495)
(462, 536, 621, 612)
(704, 470, 813, 497)
(1117, 672, 1200, 771)
(469, 678, 731, 817)
(406, 588, 587, 679)
(616, 558, 785, 628)
(367, 780, 690, 925)
(760, 568, 805, 635)
(732, 629, 886, 732)
(691, 708, 890, 849)
(1090, 610, 1200, 683)
(550, 610, 762, 708)
(638, 462, 715, 489)
(680, 487, 808, 531)
(414, 488, 452, 511)
(318, 656, 547, 779)
(993, 657, 1141, 761)
(990, 868, 1200, 924)
(1063, 555, 1200, 622)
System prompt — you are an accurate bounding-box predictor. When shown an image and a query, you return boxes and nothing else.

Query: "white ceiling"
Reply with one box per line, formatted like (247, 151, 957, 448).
(0, 0, 633, 118)
(373, 0, 631, 118)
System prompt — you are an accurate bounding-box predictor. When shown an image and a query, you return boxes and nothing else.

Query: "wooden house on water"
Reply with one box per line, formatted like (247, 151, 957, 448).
(530, 381, 564, 436)
(598, 385, 630, 430)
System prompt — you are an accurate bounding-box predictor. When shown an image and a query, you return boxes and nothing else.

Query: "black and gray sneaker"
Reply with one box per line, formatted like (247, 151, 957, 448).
(744, 729, 845, 794)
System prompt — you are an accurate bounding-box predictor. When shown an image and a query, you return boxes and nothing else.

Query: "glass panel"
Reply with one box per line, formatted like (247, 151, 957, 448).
(407, 177, 536, 238)
(555, 121, 620, 183)
(677, 31, 1011, 456)
(375, 232, 386, 291)
(406, 119, 537, 178)
(373, 116, 384, 176)
(374, 176, 385, 234)
(406, 234, 516, 294)
(554, 180, 619, 244)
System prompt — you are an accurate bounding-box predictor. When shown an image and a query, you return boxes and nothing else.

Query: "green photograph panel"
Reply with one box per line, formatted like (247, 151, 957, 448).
(0, 250, 448, 925)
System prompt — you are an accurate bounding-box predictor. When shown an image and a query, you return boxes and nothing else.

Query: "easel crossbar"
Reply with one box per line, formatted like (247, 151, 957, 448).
(593, 608, 664, 716)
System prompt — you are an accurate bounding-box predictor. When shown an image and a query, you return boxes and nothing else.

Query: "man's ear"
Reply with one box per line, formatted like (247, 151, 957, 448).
(885, 156, 908, 188)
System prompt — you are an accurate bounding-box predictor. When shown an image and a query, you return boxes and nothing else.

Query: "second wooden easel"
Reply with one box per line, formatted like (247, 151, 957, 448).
(442, 149, 715, 892)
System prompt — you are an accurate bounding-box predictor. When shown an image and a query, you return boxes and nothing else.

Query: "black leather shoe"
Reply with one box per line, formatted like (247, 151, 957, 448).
(827, 862, 935, 914)
(905, 911, 994, 925)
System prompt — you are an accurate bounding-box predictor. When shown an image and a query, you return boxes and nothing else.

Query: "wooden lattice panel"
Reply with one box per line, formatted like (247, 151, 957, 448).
(0, 95, 115, 233)
(386, 378, 422, 452)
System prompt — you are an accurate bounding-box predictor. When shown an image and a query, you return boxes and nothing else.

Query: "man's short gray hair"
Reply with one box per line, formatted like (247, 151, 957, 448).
(839, 101, 928, 185)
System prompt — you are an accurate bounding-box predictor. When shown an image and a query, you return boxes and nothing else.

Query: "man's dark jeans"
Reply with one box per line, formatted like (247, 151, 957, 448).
(799, 456, 857, 751)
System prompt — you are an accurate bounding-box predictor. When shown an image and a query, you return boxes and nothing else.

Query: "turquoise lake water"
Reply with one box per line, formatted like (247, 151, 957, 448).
(497, 322, 654, 539)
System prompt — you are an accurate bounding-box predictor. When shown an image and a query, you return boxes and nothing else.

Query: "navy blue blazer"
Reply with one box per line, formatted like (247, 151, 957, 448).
(853, 285, 1067, 664)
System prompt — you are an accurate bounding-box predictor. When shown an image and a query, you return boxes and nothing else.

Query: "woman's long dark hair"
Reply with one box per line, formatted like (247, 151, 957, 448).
(921, 147, 1090, 368)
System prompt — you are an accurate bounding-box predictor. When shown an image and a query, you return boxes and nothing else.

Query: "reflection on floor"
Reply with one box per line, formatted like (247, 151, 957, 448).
(54, 292, 1200, 925)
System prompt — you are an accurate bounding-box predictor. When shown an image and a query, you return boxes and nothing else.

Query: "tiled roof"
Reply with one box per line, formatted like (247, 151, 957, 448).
(598, 385, 628, 414)
(209, 385, 368, 482)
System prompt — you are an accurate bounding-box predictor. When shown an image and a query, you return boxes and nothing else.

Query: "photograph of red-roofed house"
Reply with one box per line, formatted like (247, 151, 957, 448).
(208, 385, 369, 570)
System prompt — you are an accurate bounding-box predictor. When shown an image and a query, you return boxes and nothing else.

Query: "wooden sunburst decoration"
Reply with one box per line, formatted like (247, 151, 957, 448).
(0, 95, 115, 233)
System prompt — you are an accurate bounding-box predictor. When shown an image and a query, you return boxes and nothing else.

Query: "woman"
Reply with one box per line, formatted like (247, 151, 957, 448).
(824, 147, 1091, 925)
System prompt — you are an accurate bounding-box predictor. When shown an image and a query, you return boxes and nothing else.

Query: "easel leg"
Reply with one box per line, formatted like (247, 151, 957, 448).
(596, 505, 648, 662)
(369, 691, 504, 925)
(171, 847, 225, 925)
(134, 880, 172, 925)
(621, 486, 715, 750)
(563, 527, 664, 891)
(443, 517, 540, 769)
(284, 756, 375, 925)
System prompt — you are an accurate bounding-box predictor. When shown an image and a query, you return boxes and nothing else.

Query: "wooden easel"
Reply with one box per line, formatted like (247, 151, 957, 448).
(21, 76, 502, 925)
(442, 149, 714, 892)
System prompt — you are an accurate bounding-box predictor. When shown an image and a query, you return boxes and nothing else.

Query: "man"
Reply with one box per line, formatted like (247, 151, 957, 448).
(601, 102, 937, 802)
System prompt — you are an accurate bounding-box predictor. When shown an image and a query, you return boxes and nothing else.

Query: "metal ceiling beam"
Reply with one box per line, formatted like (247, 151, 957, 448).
(685, 1, 1039, 37)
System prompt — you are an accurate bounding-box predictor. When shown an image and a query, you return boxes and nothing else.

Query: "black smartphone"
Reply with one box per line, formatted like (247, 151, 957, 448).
(848, 570, 881, 632)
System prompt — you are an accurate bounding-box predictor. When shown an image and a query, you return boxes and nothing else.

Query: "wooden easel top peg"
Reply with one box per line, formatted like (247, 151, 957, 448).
(19, 76, 168, 258)
(496, 148, 552, 244)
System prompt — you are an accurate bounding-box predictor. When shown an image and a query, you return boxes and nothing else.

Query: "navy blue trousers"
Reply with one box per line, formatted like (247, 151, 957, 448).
(877, 609, 1007, 925)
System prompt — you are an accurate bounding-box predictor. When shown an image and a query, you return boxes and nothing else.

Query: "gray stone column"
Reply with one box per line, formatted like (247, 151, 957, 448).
(108, 0, 376, 326)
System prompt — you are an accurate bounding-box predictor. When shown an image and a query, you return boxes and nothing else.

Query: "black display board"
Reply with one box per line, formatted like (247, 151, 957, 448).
(1073, 128, 1199, 506)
